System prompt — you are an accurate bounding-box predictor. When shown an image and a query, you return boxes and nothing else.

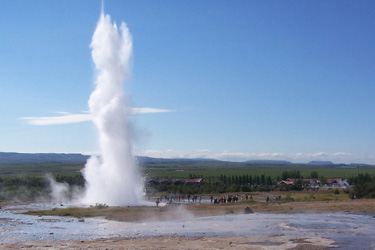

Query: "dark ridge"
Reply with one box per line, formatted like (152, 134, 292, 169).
(0, 152, 89, 165)
(136, 156, 222, 165)
(245, 160, 292, 165)
(0, 153, 222, 166)
(308, 161, 334, 165)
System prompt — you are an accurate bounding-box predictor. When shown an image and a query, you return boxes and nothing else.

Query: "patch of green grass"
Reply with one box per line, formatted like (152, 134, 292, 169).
(276, 190, 350, 203)
(24, 206, 115, 218)
(0, 164, 83, 177)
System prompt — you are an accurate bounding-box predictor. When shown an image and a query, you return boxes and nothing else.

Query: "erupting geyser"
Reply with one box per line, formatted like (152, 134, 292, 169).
(82, 10, 143, 206)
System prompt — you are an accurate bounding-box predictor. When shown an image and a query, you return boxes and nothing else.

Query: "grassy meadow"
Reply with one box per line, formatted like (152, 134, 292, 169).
(142, 163, 375, 180)
(1, 161, 375, 180)
(0, 163, 82, 177)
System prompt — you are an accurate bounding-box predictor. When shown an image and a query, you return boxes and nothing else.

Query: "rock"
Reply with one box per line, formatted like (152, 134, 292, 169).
(244, 206, 254, 214)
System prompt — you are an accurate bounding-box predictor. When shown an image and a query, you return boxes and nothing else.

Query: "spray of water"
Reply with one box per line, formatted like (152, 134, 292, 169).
(82, 10, 144, 206)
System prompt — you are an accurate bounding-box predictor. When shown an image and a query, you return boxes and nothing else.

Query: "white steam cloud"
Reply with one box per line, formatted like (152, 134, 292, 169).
(82, 11, 143, 206)
(46, 174, 83, 204)
(20, 108, 170, 126)
(46, 174, 70, 204)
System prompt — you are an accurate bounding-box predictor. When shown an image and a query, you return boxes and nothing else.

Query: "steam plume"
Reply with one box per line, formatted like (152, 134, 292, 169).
(82, 11, 143, 206)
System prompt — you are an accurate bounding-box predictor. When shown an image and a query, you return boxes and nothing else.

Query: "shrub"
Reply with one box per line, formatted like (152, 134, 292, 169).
(95, 203, 109, 209)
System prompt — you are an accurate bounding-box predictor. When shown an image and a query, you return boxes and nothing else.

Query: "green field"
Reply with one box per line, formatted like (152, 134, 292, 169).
(143, 163, 375, 180)
(1, 162, 375, 180)
(0, 163, 83, 177)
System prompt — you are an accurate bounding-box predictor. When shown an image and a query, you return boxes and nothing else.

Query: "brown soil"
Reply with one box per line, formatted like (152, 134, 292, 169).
(0, 235, 336, 250)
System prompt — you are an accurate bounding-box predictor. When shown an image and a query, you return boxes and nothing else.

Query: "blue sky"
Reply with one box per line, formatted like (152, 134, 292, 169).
(1, 1, 374, 163)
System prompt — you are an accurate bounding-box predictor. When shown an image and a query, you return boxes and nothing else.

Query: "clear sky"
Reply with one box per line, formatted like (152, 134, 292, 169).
(1, 0, 374, 164)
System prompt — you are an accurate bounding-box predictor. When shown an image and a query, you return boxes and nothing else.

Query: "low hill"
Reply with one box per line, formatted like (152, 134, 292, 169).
(137, 156, 222, 166)
(246, 160, 292, 165)
(308, 161, 334, 165)
(0, 152, 89, 165)
(0, 153, 222, 166)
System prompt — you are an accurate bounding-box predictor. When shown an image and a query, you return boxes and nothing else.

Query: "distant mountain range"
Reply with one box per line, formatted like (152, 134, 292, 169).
(0, 152, 220, 165)
(0, 152, 371, 166)
(136, 156, 221, 165)
(307, 161, 334, 165)
(245, 160, 292, 165)
(0, 152, 89, 165)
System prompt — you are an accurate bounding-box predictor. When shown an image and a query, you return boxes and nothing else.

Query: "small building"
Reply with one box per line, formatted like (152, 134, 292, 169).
(301, 178, 320, 188)
(278, 178, 320, 189)
(325, 178, 350, 189)
(278, 177, 350, 189)
(278, 178, 299, 186)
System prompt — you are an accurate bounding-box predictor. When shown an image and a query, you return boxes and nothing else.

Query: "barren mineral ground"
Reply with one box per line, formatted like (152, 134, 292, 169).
(1, 192, 375, 249)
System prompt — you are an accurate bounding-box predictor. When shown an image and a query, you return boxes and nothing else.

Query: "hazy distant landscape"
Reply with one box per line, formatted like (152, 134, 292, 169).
(1, 152, 375, 203)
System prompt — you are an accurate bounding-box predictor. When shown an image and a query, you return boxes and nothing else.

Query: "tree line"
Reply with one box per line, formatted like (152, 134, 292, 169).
(1, 171, 375, 201)
(348, 173, 375, 198)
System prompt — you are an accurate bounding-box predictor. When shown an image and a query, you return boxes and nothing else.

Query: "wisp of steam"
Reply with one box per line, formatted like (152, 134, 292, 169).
(82, 10, 143, 206)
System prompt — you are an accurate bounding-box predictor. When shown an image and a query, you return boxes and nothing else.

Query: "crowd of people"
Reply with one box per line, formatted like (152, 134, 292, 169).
(154, 194, 202, 206)
(154, 193, 255, 206)
(211, 194, 253, 204)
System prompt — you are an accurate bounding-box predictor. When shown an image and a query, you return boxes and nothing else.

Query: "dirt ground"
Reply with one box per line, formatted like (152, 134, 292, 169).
(1, 197, 374, 249)
(0, 235, 336, 250)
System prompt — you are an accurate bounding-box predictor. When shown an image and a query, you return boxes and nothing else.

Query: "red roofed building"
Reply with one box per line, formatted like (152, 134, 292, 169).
(180, 178, 203, 183)
(324, 178, 350, 188)
(325, 178, 342, 184)
(278, 178, 297, 185)
(278, 178, 320, 188)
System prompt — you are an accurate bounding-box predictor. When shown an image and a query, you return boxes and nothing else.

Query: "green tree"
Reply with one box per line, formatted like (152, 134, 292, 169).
(310, 171, 319, 179)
